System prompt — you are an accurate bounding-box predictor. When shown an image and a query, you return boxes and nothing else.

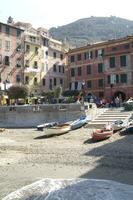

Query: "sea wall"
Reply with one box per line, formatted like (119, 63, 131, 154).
(0, 103, 89, 128)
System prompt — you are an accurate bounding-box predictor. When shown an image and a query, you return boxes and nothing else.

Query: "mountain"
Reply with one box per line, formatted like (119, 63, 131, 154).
(49, 16, 133, 48)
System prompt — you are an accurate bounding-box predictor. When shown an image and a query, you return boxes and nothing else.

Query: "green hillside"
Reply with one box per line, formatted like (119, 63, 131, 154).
(49, 16, 133, 47)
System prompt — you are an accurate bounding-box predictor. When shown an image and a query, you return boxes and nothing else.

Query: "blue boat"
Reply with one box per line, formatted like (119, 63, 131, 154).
(70, 116, 90, 130)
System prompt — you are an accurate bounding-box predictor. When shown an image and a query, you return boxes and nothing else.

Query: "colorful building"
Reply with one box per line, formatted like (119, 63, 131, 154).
(0, 18, 24, 92)
(67, 36, 133, 101)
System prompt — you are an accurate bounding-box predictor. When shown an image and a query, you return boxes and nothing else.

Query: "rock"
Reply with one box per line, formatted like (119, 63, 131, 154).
(3, 178, 133, 200)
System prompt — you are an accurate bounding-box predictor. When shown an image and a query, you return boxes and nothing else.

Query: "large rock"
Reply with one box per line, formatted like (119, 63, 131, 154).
(3, 178, 133, 200)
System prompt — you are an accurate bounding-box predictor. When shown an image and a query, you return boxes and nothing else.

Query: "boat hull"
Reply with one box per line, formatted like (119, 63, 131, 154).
(92, 129, 113, 141)
(44, 124, 71, 136)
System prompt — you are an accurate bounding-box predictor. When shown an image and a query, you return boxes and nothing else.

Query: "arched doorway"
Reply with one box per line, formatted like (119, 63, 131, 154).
(114, 91, 126, 101)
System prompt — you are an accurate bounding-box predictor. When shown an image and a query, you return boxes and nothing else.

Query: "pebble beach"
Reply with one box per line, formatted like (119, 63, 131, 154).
(0, 126, 133, 199)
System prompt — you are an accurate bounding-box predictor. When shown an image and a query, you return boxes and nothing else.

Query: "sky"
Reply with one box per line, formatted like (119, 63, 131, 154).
(0, 0, 133, 29)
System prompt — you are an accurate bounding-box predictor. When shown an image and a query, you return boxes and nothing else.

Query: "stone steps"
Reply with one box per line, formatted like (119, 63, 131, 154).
(86, 108, 132, 128)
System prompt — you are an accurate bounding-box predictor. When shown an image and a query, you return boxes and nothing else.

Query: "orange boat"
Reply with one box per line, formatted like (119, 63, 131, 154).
(92, 128, 113, 141)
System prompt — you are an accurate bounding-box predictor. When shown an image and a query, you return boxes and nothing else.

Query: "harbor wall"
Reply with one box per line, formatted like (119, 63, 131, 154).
(0, 103, 90, 128)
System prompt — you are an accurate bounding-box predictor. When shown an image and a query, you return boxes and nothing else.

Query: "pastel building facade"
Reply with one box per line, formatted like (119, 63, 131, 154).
(0, 20, 24, 91)
(67, 36, 133, 100)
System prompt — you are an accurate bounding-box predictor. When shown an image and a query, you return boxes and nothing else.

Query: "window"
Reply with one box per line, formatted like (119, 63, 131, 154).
(77, 67, 82, 76)
(0, 39, 2, 49)
(96, 49, 104, 57)
(0, 54, 2, 64)
(5, 26, 10, 35)
(70, 55, 75, 62)
(86, 65, 91, 74)
(98, 63, 103, 73)
(120, 55, 127, 67)
(5, 56, 10, 66)
(16, 58, 21, 67)
(43, 38, 48, 47)
(60, 78, 63, 85)
(16, 43, 21, 52)
(70, 68, 75, 77)
(84, 51, 93, 60)
(75, 81, 78, 90)
(107, 75, 110, 84)
(112, 47, 117, 51)
(46, 51, 48, 56)
(77, 54, 81, 61)
(116, 74, 119, 83)
(26, 45, 30, 52)
(49, 79, 52, 90)
(124, 44, 130, 49)
(25, 76, 29, 84)
(59, 65, 61, 73)
(54, 78, 57, 86)
(87, 80, 92, 89)
(16, 29, 21, 37)
(120, 74, 127, 83)
(53, 52, 56, 58)
(16, 74, 21, 83)
(34, 77, 37, 85)
(25, 60, 29, 67)
(109, 57, 115, 68)
(35, 47, 38, 55)
(5, 41, 10, 50)
(98, 79, 104, 87)
(53, 64, 56, 72)
(0, 74, 1, 83)
(34, 61, 38, 68)
(42, 78, 45, 86)
(60, 54, 63, 60)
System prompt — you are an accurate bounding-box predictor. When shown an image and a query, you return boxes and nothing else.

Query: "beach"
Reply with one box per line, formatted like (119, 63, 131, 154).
(0, 127, 133, 198)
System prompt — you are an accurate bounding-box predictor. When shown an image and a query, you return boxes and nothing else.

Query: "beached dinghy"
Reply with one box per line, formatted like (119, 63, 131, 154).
(70, 116, 90, 130)
(44, 123, 71, 136)
(92, 127, 113, 141)
(37, 122, 58, 131)
(111, 120, 129, 131)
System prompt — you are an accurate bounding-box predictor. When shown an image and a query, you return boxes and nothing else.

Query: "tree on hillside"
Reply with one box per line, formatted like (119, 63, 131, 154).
(7, 85, 29, 100)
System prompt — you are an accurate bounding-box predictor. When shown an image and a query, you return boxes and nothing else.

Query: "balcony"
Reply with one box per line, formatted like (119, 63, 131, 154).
(24, 35, 41, 45)
(24, 67, 40, 74)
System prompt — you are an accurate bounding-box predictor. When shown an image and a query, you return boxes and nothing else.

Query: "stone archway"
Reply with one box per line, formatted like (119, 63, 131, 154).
(114, 91, 126, 101)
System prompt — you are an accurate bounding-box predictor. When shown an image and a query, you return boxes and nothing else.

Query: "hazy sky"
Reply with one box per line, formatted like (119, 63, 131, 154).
(0, 0, 133, 29)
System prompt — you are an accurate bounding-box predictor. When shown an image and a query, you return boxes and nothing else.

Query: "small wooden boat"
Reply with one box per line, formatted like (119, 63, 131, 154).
(111, 120, 129, 131)
(92, 128, 113, 141)
(70, 116, 90, 130)
(37, 122, 58, 131)
(44, 123, 71, 136)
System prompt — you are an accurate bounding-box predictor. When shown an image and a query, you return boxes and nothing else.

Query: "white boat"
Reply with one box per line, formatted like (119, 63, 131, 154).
(37, 122, 58, 131)
(111, 119, 129, 131)
(44, 123, 71, 136)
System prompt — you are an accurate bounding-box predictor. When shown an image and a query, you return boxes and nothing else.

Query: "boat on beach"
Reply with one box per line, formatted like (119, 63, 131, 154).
(70, 116, 90, 130)
(111, 119, 130, 131)
(92, 128, 113, 141)
(44, 123, 71, 136)
(37, 122, 58, 131)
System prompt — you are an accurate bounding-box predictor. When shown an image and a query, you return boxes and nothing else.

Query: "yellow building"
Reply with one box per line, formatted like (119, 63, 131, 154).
(24, 29, 42, 96)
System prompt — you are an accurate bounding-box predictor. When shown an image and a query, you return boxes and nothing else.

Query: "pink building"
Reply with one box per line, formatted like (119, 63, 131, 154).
(0, 19, 24, 92)
(67, 36, 133, 101)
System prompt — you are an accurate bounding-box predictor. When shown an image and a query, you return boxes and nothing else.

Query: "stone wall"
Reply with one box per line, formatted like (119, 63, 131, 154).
(0, 103, 87, 128)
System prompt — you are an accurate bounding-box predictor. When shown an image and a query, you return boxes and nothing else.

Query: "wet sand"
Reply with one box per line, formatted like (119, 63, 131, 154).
(0, 127, 133, 198)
